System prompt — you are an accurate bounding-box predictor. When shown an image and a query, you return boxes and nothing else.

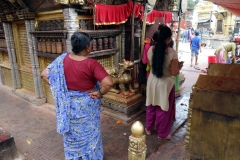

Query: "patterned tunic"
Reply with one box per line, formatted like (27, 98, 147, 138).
(47, 53, 103, 160)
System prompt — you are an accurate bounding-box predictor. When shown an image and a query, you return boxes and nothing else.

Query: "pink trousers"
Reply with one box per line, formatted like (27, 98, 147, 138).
(215, 49, 226, 64)
(146, 87, 175, 138)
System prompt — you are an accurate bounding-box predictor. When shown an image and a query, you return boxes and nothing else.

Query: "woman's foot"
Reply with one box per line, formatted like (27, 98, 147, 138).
(145, 128, 151, 135)
(158, 134, 171, 140)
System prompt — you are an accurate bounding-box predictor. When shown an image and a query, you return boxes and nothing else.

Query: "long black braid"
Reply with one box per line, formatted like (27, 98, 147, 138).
(152, 26, 172, 78)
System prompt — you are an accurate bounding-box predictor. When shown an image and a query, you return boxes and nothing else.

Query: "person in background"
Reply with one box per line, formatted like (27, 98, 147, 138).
(145, 26, 183, 140)
(190, 30, 202, 68)
(214, 42, 239, 64)
(181, 30, 187, 43)
(41, 32, 113, 160)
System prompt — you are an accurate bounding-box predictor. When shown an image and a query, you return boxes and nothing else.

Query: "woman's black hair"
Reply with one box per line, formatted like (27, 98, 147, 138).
(152, 26, 172, 78)
(158, 24, 167, 31)
(150, 30, 160, 46)
(71, 32, 91, 54)
(169, 39, 174, 48)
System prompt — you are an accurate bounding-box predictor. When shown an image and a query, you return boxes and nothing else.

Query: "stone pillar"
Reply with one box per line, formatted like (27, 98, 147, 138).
(114, 36, 120, 69)
(128, 121, 147, 160)
(0, 67, 3, 85)
(3, 23, 21, 89)
(63, 8, 79, 53)
(121, 24, 125, 60)
(25, 20, 44, 98)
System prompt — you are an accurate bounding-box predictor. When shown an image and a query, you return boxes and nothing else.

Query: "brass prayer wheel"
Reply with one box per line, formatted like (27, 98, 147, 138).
(97, 38, 103, 51)
(92, 39, 97, 52)
(46, 39, 52, 53)
(3, 40, 6, 48)
(0, 39, 2, 48)
(56, 39, 62, 54)
(37, 39, 42, 52)
(41, 39, 47, 53)
(103, 37, 108, 50)
(51, 39, 56, 54)
(109, 37, 113, 49)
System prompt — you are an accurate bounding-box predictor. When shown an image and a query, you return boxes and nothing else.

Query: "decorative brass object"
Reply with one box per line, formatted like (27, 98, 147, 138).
(51, 39, 57, 54)
(56, 39, 62, 54)
(70, 0, 85, 5)
(54, 0, 69, 5)
(105, 59, 136, 96)
(128, 121, 147, 160)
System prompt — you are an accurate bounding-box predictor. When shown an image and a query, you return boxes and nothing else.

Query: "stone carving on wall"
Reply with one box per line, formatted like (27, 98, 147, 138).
(38, 20, 63, 31)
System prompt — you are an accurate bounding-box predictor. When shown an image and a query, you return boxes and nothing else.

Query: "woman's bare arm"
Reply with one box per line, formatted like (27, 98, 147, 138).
(88, 76, 113, 99)
(171, 59, 180, 76)
(41, 68, 49, 84)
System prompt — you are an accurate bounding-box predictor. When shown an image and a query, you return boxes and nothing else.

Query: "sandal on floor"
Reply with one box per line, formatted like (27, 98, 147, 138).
(194, 66, 200, 70)
(145, 128, 151, 135)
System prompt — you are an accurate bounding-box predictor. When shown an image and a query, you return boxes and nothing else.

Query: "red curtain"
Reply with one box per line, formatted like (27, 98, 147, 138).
(94, 1, 172, 25)
(95, 1, 133, 25)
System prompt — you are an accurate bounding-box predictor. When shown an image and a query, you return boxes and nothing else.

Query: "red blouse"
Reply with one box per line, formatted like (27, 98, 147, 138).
(63, 54, 109, 91)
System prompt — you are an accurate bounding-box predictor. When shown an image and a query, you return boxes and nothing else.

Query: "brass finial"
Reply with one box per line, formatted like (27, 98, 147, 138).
(131, 121, 144, 138)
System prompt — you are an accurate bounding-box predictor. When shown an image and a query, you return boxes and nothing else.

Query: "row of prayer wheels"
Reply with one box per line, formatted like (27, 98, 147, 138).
(91, 37, 114, 52)
(0, 39, 7, 48)
(37, 39, 62, 54)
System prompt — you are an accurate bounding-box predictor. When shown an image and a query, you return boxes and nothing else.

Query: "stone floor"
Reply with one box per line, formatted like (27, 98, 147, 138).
(0, 41, 214, 160)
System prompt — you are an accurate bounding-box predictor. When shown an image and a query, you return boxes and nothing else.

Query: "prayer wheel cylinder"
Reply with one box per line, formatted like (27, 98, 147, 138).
(109, 37, 113, 49)
(41, 39, 47, 53)
(37, 40, 42, 52)
(92, 39, 97, 52)
(46, 39, 52, 53)
(97, 38, 103, 51)
(51, 39, 57, 54)
(56, 39, 62, 54)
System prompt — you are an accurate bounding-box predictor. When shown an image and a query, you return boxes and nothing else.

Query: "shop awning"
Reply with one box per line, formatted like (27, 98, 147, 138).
(197, 18, 213, 24)
(205, 0, 240, 16)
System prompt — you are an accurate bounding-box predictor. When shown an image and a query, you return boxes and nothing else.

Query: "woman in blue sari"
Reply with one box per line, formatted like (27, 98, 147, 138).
(41, 32, 113, 160)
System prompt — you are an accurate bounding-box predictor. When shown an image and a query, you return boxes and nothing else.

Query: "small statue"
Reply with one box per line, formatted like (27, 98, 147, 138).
(105, 59, 136, 96)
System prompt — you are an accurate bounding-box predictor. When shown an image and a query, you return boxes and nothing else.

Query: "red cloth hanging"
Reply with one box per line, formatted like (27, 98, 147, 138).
(94, 1, 133, 25)
(146, 10, 172, 24)
(94, 1, 172, 25)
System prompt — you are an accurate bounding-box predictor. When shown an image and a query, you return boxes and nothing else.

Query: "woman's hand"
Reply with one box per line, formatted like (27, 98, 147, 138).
(178, 61, 184, 70)
(89, 90, 101, 99)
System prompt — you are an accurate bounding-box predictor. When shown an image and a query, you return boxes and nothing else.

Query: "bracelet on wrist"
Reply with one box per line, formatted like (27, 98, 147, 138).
(98, 88, 104, 98)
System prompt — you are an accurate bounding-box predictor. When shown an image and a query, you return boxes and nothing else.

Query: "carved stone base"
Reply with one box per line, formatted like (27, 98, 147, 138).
(13, 89, 46, 106)
(101, 92, 146, 123)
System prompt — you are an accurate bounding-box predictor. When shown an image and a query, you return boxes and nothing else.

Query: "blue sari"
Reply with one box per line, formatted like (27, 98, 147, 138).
(47, 53, 103, 160)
